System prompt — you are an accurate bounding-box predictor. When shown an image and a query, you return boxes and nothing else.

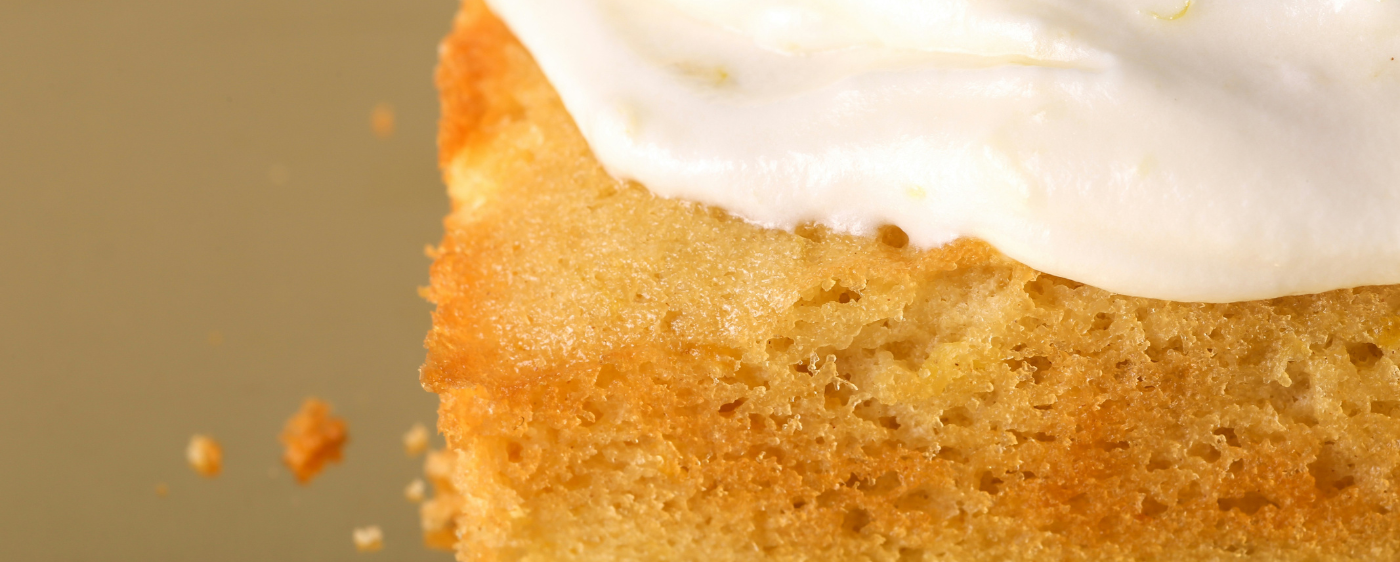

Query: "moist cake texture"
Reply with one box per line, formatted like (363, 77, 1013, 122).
(421, 2, 1400, 560)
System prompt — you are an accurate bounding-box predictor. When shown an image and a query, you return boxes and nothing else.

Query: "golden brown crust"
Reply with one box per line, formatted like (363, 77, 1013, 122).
(435, 0, 532, 172)
(424, 2, 1400, 560)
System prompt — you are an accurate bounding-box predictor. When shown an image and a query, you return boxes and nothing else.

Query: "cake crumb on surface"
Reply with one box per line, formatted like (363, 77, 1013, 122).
(185, 434, 222, 478)
(404, 478, 425, 503)
(352, 525, 383, 553)
(402, 422, 429, 457)
(279, 398, 348, 484)
(371, 103, 395, 139)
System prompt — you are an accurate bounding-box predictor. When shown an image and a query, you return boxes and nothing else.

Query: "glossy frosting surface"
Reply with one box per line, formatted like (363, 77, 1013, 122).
(484, 0, 1400, 302)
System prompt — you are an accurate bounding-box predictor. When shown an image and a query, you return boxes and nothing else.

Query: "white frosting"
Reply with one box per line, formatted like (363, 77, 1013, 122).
(483, 0, 1400, 302)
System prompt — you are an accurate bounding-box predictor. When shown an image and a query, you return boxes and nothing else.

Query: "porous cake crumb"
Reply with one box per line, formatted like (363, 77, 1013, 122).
(419, 3, 1400, 559)
(404, 478, 426, 503)
(352, 525, 384, 553)
(403, 422, 429, 457)
(279, 398, 347, 484)
(185, 434, 222, 478)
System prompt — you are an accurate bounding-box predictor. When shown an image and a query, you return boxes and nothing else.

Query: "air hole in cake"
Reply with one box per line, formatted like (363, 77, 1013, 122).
(1349, 342, 1385, 368)
(858, 472, 902, 495)
(883, 340, 921, 365)
(897, 547, 925, 562)
(842, 508, 872, 533)
(766, 337, 793, 354)
(1373, 400, 1400, 417)
(1223, 544, 1256, 555)
(1026, 356, 1052, 382)
(940, 407, 973, 427)
(1040, 519, 1071, 535)
(1212, 427, 1241, 447)
(1309, 443, 1358, 497)
(800, 280, 865, 307)
(1066, 494, 1090, 516)
(660, 310, 680, 333)
(893, 489, 933, 512)
(877, 225, 910, 249)
(1092, 313, 1113, 331)
(562, 472, 591, 492)
(579, 400, 603, 427)
(934, 446, 966, 463)
(824, 382, 854, 410)
(1021, 278, 1043, 298)
(1228, 460, 1244, 474)
(978, 472, 1003, 495)
(594, 364, 623, 388)
(1099, 440, 1129, 452)
(879, 415, 901, 430)
(721, 363, 768, 389)
(1217, 492, 1276, 515)
(506, 442, 522, 463)
(1188, 442, 1221, 463)
(1141, 497, 1168, 517)
(794, 223, 825, 243)
(1146, 336, 1184, 363)
(718, 398, 745, 416)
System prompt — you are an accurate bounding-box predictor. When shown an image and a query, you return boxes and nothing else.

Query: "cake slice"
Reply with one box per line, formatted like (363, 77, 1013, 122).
(420, 2, 1400, 560)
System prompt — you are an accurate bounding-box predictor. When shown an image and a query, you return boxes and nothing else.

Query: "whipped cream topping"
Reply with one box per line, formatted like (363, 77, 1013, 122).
(483, 0, 1400, 302)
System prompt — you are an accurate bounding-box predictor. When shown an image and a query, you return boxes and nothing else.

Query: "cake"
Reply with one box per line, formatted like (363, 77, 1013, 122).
(419, 1, 1400, 559)
(280, 398, 348, 484)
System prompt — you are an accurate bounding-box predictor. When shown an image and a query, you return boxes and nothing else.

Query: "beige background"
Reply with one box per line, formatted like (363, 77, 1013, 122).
(1, 1, 459, 559)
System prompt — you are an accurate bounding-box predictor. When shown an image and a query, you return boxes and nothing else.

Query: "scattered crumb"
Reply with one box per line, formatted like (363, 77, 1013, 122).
(186, 434, 223, 478)
(353, 525, 384, 553)
(403, 422, 429, 457)
(405, 478, 426, 503)
(206, 330, 224, 346)
(421, 449, 461, 550)
(371, 103, 395, 139)
(279, 398, 348, 484)
(155, 483, 169, 497)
